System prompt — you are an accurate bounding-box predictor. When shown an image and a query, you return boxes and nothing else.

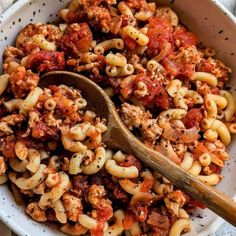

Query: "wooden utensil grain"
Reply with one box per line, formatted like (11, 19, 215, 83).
(41, 71, 236, 227)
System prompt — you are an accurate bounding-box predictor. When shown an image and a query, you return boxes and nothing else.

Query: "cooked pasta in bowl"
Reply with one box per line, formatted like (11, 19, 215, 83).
(0, 0, 236, 235)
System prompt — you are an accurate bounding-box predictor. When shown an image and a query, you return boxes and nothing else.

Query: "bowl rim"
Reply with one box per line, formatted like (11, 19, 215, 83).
(0, 0, 236, 235)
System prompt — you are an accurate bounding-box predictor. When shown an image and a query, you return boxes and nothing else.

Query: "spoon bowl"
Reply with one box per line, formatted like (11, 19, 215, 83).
(41, 71, 236, 227)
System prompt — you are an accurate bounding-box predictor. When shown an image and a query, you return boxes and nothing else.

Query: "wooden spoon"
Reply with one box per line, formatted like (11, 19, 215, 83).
(41, 71, 236, 227)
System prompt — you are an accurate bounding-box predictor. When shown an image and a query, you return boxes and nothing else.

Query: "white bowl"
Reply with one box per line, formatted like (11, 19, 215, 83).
(0, 0, 236, 235)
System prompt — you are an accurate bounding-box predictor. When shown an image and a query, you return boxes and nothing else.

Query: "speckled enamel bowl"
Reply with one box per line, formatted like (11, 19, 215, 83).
(0, 0, 236, 235)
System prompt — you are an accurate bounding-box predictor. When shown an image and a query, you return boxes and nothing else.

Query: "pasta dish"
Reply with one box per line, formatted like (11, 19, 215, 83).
(0, 0, 235, 235)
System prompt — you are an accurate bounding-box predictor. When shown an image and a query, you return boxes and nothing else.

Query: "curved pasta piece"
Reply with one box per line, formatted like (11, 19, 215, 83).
(210, 120, 231, 145)
(60, 223, 88, 236)
(0, 175, 8, 185)
(112, 150, 126, 162)
(78, 214, 98, 229)
(15, 140, 28, 160)
(169, 219, 192, 236)
(198, 174, 221, 185)
(173, 93, 188, 110)
(135, 10, 154, 21)
(39, 172, 70, 208)
(48, 155, 61, 170)
(61, 127, 87, 153)
(4, 99, 23, 112)
(153, 180, 173, 195)
(15, 164, 46, 190)
(180, 152, 194, 171)
(188, 161, 202, 176)
(122, 26, 149, 46)
(94, 39, 124, 54)
(158, 109, 187, 129)
(26, 148, 41, 173)
(193, 72, 217, 87)
(185, 90, 204, 104)
(105, 159, 139, 178)
(9, 157, 28, 173)
(106, 53, 127, 67)
(221, 90, 236, 121)
(119, 169, 154, 194)
(0, 74, 9, 96)
(69, 151, 86, 175)
(104, 210, 125, 236)
(203, 129, 218, 141)
(118, 2, 135, 24)
(205, 95, 217, 119)
(81, 147, 107, 175)
(52, 199, 67, 224)
(199, 153, 211, 167)
(0, 122, 13, 136)
(19, 87, 43, 115)
(156, 6, 179, 26)
(106, 149, 113, 161)
(178, 208, 189, 219)
(32, 35, 56, 51)
(209, 94, 227, 110)
(166, 80, 182, 97)
(70, 122, 91, 141)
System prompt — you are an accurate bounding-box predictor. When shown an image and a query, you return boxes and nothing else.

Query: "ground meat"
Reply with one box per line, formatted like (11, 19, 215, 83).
(134, 74, 170, 110)
(26, 202, 47, 222)
(88, 184, 107, 208)
(155, 140, 181, 164)
(182, 108, 203, 129)
(129, 195, 153, 222)
(25, 51, 65, 73)
(109, 14, 122, 35)
(119, 154, 142, 171)
(87, 6, 111, 33)
(162, 45, 202, 78)
(1, 114, 25, 126)
(173, 26, 198, 47)
(113, 185, 129, 203)
(15, 23, 62, 54)
(0, 135, 16, 158)
(120, 103, 144, 130)
(147, 211, 170, 229)
(31, 121, 58, 141)
(147, 16, 173, 58)
(56, 96, 81, 123)
(62, 193, 83, 222)
(141, 118, 163, 142)
(9, 66, 39, 98)
(197, 57, 231, 80)
(126, 0, 148, 10)
(3, 46, 24, 59)
(164, 190, 186, 216)
(57, 23, 92, 58)
(73, 175, 89, 197)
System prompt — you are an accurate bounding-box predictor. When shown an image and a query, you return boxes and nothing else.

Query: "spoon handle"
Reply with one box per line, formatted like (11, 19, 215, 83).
(126, 137, 236, 226)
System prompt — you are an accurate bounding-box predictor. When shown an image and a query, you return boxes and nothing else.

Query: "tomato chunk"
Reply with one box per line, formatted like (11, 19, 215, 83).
(26, 51, 65, 73)
(124, 35, 138, 51)
(173, 26, 198, 47)
(182, 108, 203, 129)
(147, 17, 173, 57)
(57, 23, 92, 57)
(134, 74, 170, 110)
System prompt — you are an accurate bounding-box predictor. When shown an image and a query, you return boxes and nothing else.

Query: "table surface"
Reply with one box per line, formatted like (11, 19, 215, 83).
(0, 0, 236, 235)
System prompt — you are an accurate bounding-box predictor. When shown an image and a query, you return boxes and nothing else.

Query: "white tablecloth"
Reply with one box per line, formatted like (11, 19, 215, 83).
(0, 0, 235, 235)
